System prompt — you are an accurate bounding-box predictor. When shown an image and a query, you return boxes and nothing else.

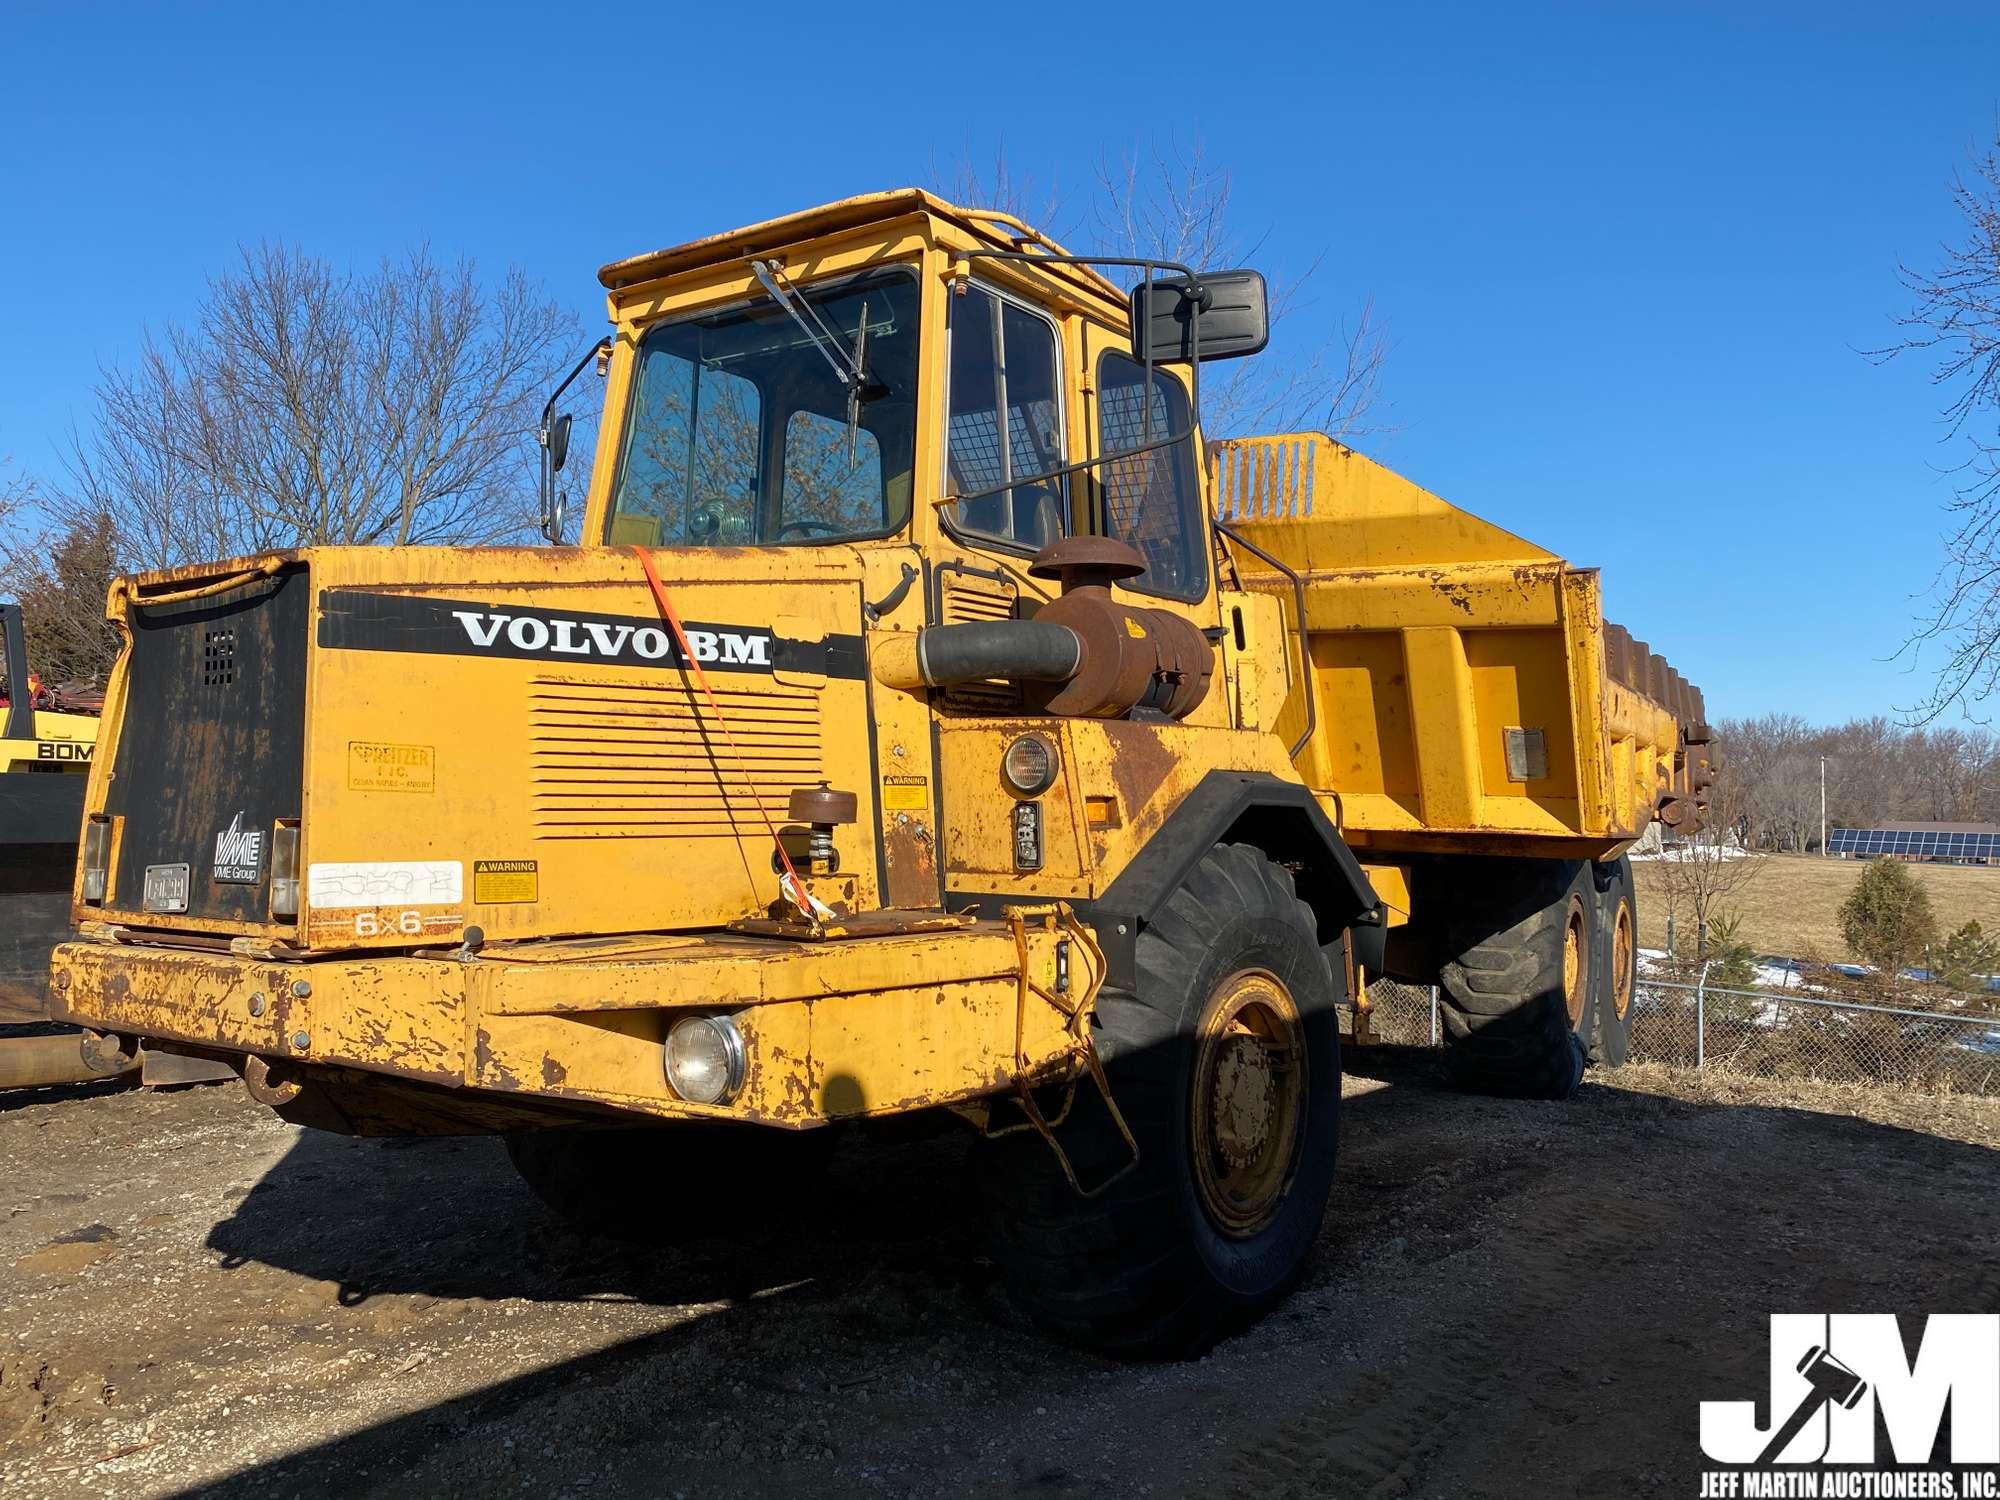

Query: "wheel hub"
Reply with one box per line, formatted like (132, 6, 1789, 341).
(1562, 895, 1589, 1027)
(1211, 1034, 1277, 1171)
(1191, 970, 1308, 1239)
(1612, 899, 1635, 1021)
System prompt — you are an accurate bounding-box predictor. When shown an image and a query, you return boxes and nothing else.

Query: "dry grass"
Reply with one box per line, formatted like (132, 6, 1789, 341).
(1632, 852, 1997, 961)
(1608, 1060, 2000, 1148)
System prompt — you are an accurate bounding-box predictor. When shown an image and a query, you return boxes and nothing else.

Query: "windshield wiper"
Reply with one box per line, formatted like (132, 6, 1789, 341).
(749, 259, 877, 464)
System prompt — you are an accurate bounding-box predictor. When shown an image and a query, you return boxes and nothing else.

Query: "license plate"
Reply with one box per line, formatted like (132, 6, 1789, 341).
(143, 863, 190, 914)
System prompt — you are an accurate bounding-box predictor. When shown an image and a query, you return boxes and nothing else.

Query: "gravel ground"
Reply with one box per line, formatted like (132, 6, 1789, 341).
(4, 1050, 1996, 1498)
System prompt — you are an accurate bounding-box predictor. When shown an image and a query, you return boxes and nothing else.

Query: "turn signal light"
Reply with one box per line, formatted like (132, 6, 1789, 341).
(270, 824, 300, 918)
(81, 817, 110, 903)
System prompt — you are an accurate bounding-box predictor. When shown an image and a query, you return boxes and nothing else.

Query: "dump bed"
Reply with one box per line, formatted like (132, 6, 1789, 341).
(1213, 434, 1710, 860)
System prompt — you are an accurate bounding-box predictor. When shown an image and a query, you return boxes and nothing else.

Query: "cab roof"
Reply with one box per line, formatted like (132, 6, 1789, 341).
(596, 188, 1126, 307)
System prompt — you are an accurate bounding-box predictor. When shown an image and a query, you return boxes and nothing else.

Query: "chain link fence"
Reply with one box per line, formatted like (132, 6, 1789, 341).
(1355, 978, 2000, 1096)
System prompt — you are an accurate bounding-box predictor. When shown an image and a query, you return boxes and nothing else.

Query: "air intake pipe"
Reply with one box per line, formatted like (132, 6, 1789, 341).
(871, 538, 1214, 721)
(872, 620, 1082, 691)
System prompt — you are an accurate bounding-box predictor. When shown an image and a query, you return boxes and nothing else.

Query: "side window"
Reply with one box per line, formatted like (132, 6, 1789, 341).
(1096, 352, 1205, 599)
(780, 411, 884, 536)
(944, 285, 1066, 552)
(612, 347, 762, 546)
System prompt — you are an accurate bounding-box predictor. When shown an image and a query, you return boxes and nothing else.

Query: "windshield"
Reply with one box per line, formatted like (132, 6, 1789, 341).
(606, 268, 920, 546)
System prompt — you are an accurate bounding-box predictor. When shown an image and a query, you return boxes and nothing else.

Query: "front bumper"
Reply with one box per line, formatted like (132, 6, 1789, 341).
(49, 917, 1091, 1128)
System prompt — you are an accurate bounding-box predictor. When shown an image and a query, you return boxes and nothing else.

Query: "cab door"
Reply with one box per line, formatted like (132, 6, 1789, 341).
(1074, 320, 1228, 732)
(926, 275, 1073, 683)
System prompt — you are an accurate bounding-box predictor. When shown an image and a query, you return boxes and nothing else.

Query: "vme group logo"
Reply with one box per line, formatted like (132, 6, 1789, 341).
(1700, 1314, 2000, 1497)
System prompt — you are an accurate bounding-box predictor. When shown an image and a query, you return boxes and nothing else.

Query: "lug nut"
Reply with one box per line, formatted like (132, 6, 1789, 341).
(290, 1031, 311, 1051)
(291, 980, 312, 999)
(247, 992, 266, 1017)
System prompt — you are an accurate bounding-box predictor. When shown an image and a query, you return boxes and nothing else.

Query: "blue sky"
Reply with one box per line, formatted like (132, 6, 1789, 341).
(3, 1, 1995, 722)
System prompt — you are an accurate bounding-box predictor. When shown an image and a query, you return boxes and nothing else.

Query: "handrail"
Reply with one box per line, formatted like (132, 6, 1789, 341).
(1213, 519, 1316, 761)
(125, 557, 284, 609)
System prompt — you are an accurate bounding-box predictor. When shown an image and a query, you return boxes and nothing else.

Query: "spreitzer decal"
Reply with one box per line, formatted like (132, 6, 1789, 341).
(315, 590, 866, 678)
(1699, 1314, 2000, 1498)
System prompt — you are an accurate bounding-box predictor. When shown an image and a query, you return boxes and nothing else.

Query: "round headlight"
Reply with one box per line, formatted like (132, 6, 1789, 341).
(663, 1015, 745, 1105)
(1002, 734, 1059, 796)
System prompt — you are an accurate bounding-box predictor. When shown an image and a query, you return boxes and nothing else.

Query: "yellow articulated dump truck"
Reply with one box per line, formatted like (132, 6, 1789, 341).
(49, 191, 1709, 1356)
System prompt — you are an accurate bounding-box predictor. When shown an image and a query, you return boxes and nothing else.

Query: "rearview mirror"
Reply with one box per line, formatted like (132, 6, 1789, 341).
(547, 411, 573, 473)
(1129, 269, 1269, 364)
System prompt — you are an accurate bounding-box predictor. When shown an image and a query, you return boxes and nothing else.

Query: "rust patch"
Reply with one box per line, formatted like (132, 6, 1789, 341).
(540, 1054, 568, 1088)
(1434, 579, 1475, 615)
(473, 1027, 518, 1090)
(883, 814, 939, 906)
(1101, 721, 1180, 815)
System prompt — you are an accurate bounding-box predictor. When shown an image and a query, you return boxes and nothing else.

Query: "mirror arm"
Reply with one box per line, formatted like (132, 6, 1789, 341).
(540, 337, 613, 541)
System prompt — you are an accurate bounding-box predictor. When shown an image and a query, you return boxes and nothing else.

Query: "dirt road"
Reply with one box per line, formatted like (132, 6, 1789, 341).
(4, 1052, 1996, 1498)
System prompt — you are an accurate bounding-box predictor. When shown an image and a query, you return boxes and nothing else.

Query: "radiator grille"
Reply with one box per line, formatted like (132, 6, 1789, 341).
(529, 677, 822, 839)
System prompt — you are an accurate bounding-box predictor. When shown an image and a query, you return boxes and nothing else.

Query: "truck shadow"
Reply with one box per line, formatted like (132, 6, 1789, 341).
(205, 1109, 984, 1313)
(189, 1065, 2000, 1497)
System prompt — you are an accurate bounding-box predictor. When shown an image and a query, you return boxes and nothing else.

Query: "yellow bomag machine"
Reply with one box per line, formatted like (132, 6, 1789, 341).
(49, 192, 1709, 1355)
(2, 599, 103, 1084)
(1, 600, 99, 852)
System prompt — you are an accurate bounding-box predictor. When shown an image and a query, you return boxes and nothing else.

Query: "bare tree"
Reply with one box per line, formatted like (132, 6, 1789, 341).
(0, 463, 118, 688)
(65, 243, 580, 568)
(6, 510, 121, 687)
(1089, 141, 1390, 442)
(935, 139, 1391, 443)
(0, 460, 35, 571)
(1652, 777, 1765, 958)
(1878, 131, 2000, 717)
(1719, 711, 2000, 844)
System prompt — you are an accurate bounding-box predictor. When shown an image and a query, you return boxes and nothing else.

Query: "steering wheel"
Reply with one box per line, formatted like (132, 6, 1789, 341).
(777, 519, 845, 538)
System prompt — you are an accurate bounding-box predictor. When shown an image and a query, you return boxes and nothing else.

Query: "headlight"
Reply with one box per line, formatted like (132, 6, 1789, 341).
(663, 1015, 745, 1105)
(1001, 733, 1059, 796)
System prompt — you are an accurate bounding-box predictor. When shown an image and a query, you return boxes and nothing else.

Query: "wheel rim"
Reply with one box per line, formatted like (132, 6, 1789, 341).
(1191, 968, 1308, 1239)
(1562, 895, 1589, 1027)
(1612, 898, 1635, 1021)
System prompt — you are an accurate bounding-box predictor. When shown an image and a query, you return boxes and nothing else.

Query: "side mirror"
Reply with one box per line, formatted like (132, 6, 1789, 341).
(542, 489, 568, 545)
(1130, 268, 1269, 364)
(546, 411, 573, 474)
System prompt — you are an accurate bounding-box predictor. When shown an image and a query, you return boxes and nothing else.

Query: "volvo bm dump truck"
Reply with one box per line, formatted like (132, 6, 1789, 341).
(49, 191, 1709, 1356)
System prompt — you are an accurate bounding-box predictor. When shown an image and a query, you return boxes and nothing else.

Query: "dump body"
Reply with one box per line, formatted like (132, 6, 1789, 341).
(1214, 433, 1711, 863)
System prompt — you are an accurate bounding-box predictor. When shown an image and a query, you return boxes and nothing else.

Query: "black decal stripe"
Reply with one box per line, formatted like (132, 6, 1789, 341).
(316, 591, 866, 681)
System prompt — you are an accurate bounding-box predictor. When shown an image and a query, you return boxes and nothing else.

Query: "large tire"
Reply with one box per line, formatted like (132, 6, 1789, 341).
(1437, 858, 1590, 1099)
(976, 843, 1343, 1359)
(505, 1122, 836, 1241)
(1584, 856, 1637, 1067)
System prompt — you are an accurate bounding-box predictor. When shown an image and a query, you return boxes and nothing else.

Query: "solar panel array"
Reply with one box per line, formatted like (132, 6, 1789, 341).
(1828, 827, 2000, 861)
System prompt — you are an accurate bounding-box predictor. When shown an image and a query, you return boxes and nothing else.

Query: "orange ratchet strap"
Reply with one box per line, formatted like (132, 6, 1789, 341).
(633, 547, 830, 921)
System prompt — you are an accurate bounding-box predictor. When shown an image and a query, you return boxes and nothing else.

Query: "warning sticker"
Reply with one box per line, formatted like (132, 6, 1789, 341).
(474, 859, 539, 904)
(348, 741, 435, 793)
(882, 776, 929, 811)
